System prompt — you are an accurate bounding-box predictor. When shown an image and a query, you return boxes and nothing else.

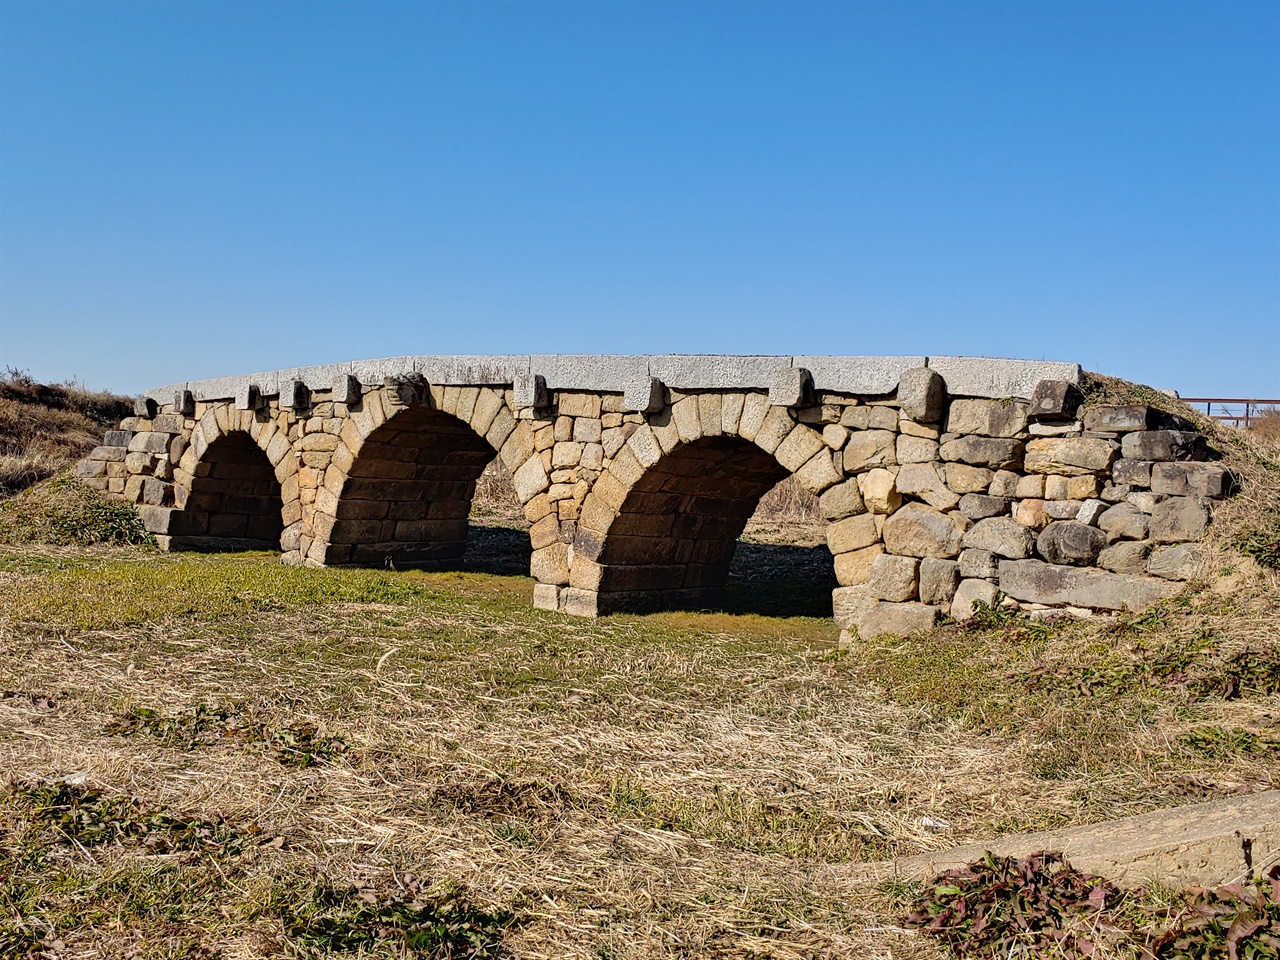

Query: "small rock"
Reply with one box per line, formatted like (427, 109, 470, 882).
(1076, 498, 1108, 526)
(919, 558, 960, 605)
(1098, 502, 1149, 541)
(959, 548, 1000, 579)
(1097, 540, 1153, 574)
(958, 494, 1012, 520)
(951, 579, 999, 620)
(1036, 520, 1106, 566)
(856, 601, 939, 640)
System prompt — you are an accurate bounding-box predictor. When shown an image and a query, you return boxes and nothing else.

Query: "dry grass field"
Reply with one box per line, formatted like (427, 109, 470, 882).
(1, 373, 1278, 958)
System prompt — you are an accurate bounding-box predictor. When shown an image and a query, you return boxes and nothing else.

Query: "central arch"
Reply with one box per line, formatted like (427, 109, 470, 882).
(326, 405, 498, 567)
(589, 435, 790, 610)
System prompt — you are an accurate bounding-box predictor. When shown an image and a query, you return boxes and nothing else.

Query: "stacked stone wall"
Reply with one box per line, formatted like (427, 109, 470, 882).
(74, 355, 1235, 637)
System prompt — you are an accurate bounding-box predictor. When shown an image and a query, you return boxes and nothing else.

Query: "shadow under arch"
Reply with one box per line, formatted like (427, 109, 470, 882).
(327, 404, 496, 567)
(583, 435, 834, 615)
(181, 430, 284, 551)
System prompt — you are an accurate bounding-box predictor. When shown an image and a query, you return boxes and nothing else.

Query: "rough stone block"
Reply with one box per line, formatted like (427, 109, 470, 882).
(1066, 475, 1101, 500)
(859, 468, 901, 514)
(834, 544, 885, 585)
(959, 548, 999, 579)
(513, 374, 550, 408)
(134, 396, 158, 418)
(530, 543, 570, 585)
(532, 583, 562, 611)
(127, 433, 169, 454)
(926, 357, 1080, 401)
(1147, 543, 1204, 581)
(868, 554, 920, 602)
(1045, 475, 1070, 501)
(819, 479, 866, 520)
(1150, 462, 1235, 499)
(1098, 540, 1153, 574)
(513, 456, 550, 503)
(897, 367, 945, 423)
(1076, 498, 1108, 526)
(1149, 497, 1209, 543)
(883, 503, 963, 558)
(959, 494, 1011, 520)
(1028, 379, 1083, 421)
(856, 601, 939, 640)
(964, 516, 1035, 559)
(948, 463, 996, 494)
(768, 366, 813, 407)
(897, 435, 939, 464)
(1024, 438, 1117, 476)
(1121, 431, 1208, 462)
(280, 379, 310, 409)
(999, 559, 1174, 612)
(1044, 500, 1084, 520)
(939, 436, 1024, 470)
(919, 557, 959, 605)
(1036, 521, 1106, 566)
(843, 430, 897, 472)
(1112, 459, 1153, 487)
(150, 414, 184, 435)
(951, 578, 999, 620)
(775, 425, 826, 472)
(332, 374, 362, 404)
(1014, 474, 1045, 498)
(822, 424, 849, 450)
(946, 399, 1028, 438)
(1014, 498, 1050, 530)
(795, 449, 841, 494)
(1083, 405, 1157, 433)
(827, 514, 880, 555)
(896, 462, 960, 511)
(832, 585, 875, 630)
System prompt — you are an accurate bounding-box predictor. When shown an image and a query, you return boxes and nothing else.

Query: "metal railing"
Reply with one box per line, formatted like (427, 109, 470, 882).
(1180, 398, 1280, 429)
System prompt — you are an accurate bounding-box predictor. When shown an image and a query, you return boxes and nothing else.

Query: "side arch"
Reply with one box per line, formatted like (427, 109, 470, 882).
(565, 392, 845, 614)
(171, 405, 302, 557)
(309, 385, 521, 567)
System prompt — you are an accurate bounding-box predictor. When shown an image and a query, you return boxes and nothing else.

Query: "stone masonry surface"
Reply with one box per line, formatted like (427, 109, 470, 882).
(77, 354, 1234, 636)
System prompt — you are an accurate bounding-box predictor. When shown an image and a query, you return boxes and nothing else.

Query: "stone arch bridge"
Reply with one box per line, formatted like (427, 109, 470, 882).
(77, 355, 1233, 637)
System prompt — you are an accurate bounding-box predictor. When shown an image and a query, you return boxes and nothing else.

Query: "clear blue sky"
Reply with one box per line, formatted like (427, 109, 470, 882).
(1, 0, 1277, 397)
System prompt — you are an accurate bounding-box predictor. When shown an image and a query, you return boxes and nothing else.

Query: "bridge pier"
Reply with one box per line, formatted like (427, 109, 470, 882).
(75, 355, 1235, 636)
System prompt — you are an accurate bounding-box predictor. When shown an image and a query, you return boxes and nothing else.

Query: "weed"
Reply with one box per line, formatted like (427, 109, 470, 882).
(106, 703, 347, 767)
(0, 475, 154, 545)
(8, 780, 252, 857)
(281, 877, 513, 958)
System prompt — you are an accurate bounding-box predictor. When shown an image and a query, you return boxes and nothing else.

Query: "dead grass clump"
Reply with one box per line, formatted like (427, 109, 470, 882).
(1249, 407, 1280, 449)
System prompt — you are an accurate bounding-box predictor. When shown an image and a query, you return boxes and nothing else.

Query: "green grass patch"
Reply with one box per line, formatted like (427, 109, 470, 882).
(0, 476, 154, 546)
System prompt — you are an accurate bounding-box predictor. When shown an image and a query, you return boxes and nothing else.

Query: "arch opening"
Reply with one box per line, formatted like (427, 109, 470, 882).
(182, 431, 284, 551)
(588, 436, 835, 615)
(328, 406, 495, 567)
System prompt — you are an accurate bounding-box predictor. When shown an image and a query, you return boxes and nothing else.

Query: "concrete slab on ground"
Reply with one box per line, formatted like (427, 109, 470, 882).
(846, 790, 1279, 890)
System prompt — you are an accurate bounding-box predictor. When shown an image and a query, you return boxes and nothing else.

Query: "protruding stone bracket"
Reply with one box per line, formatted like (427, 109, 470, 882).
(332, 374, 362, 405)
(513, 373, 549, 409)
(279, 379, 310, 410)
(172, 390, 195, 417)
(234, 383, 264, 411)
(624, 376, 666, 413)
(134, 396, 159, 418)
(768, 367, 813, 407)
(897, 367, 945, 423)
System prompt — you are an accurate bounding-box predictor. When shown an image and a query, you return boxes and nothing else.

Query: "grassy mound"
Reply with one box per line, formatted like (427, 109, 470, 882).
(0, 369, 133, 497)
(0, 474, 154, 546)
